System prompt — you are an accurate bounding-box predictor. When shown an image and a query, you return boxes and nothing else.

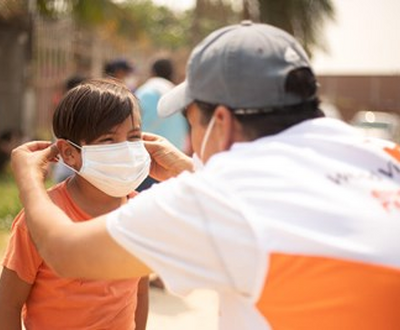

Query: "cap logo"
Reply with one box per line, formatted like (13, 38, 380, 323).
(284, 47, 300, 63)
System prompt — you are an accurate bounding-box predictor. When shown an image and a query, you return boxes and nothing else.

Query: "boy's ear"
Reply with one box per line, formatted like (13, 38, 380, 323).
(56, 139, 79, 167)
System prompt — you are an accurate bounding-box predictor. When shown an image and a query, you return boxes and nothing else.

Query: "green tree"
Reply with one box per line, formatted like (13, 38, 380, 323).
(122, 1, 193, 50)
(36, 0, 142, 37)
(243, 0, 335, 57)
(192, 0, 241, 45)
(36, 0, 192, 49)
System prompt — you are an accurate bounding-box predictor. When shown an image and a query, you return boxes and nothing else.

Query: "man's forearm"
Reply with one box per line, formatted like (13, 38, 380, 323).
(22, 182, 77, 275)
(21, 184, 152, 280)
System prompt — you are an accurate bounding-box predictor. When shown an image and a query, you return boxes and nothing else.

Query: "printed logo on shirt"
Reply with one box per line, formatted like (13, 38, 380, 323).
(327, 171, 381, 185)
(371, 189, 400, 213)
(328, 144, 400, 186)
(377, 161, 400, 181)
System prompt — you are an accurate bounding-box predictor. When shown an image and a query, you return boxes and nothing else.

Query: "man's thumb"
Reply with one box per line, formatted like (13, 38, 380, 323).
(43, 143, 59, 161)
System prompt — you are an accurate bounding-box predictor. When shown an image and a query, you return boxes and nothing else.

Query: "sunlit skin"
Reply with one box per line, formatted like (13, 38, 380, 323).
(185, 102, 246, 162)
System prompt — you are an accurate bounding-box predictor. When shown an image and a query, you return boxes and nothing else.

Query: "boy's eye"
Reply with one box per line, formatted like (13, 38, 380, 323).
(97, 137, 114, 143)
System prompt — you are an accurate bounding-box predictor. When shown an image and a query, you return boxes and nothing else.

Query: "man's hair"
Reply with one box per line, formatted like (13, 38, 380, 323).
(53, 78, 139, 144)
(196, 68, 324, 140)
(152, 59, 174, 81)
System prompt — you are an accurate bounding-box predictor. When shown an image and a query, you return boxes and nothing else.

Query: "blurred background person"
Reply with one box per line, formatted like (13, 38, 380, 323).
(135, 58, 188, 192)
(0, 129, 25, 174)
(104, 58, 137, 92)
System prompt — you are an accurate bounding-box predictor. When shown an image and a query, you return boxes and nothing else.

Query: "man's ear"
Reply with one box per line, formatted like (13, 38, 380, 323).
(56, 139, 79, 167)
(214, 106, 236, 151)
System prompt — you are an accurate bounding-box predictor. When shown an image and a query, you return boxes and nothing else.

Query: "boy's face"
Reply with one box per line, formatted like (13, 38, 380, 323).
(58, 110, 141, 171)
(84, 112, 141, 147)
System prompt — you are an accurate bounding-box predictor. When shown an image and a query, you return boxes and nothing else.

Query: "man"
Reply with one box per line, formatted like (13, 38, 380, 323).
(10, 22, 400, 330)
(104, 58, 136, 90)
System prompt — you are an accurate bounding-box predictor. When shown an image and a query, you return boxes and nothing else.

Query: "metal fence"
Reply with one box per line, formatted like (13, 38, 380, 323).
(31, 17, 135, 138)
(1, 11, 176, 139)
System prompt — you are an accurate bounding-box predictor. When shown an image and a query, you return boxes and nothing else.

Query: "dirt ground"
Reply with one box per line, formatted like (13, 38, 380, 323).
(147, 287, 219, 330)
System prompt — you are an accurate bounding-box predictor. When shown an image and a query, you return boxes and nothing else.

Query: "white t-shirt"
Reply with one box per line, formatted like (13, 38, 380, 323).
(107, 118, 400, 330)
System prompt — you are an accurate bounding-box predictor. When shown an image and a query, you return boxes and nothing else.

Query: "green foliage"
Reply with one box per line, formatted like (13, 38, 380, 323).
(258, 0, 335, 57)
(191, 0, 242, 45)
(36, 0, 120, 23)
(0, 171, 22, 232)
(123, 1, 194, 49)
(0, 167, 54, 232)
(36, 0, 194, 49)
(36, 0, 74, 18)
(35, 0, 335, 55)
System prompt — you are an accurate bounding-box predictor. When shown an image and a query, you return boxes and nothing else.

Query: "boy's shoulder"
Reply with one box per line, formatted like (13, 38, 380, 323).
(11, 181, 69, 231)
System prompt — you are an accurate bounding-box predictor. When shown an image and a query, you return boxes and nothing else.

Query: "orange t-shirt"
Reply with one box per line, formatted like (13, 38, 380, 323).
(2, 180, 140, 330)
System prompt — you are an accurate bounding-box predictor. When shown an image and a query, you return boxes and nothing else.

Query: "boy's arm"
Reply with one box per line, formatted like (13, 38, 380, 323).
(0, 267, 32, 330)
(135, 276, 149, 330)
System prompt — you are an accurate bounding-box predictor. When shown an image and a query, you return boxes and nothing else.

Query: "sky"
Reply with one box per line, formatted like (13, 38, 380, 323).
(312, 0, 400, 75)
(152, 0, 400, 75)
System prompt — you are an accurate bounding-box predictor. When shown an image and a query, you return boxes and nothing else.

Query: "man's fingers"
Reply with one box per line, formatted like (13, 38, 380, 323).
(11, 141, 59, 163)
(142, 132, 164, 142)
(46, 143, 60, 161)
(23, 140, 53, 152)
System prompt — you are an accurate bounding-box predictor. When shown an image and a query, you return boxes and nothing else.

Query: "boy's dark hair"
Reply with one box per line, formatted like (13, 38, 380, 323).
(152, 59, 174, 81)
(196, 68, 324, 140)
(53, 78, 139, 144)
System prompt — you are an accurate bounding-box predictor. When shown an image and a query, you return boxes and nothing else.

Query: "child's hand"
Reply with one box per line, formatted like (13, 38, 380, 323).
(142, 132, 193, 181)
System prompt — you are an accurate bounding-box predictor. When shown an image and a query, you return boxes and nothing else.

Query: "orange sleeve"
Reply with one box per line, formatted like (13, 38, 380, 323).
(1, 210, 43, 284)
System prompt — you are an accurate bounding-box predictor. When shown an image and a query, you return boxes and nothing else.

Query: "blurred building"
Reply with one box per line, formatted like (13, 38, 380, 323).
(318, 75, 400, 122)
(0, 1, 138, 139)
(0, 0, 32, 136)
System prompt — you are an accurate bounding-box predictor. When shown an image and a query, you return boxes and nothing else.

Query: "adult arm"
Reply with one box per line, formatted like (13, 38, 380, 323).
(134, 276, 149, 330)
(11, 141, 152, 280)
(142, 132, 193, 181)
(0, 267, 32, 330)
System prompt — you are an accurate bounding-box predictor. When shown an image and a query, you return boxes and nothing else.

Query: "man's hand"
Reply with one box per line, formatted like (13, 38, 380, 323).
(142, 133, 193, 181)
(11, 141, 59, 200)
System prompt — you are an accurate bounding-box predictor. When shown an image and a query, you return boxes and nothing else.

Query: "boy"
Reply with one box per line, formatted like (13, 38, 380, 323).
(0, 79, 149, 329)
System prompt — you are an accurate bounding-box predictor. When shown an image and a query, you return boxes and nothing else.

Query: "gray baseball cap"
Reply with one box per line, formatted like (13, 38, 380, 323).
(158, 21, 314, 118)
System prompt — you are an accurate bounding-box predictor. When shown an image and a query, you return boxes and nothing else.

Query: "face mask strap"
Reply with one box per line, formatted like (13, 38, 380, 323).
(54, 139, 81, 174)
(58, 160, 79, 174)
(200, 115, 216, 161)
(66, 139, 82, 150)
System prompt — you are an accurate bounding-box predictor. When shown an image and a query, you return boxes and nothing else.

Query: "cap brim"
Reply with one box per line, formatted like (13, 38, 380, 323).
(157, 81, 193, 118)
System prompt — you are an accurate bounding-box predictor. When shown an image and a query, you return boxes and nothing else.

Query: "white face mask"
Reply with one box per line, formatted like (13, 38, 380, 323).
(62, 140, 151, 197)
(192, 115, 216, 170)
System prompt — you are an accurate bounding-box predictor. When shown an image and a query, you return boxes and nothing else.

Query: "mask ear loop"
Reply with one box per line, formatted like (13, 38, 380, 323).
(55, 139, 82, 174)
(200, 115, 216, 161)
(66, 139, 82, 150)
